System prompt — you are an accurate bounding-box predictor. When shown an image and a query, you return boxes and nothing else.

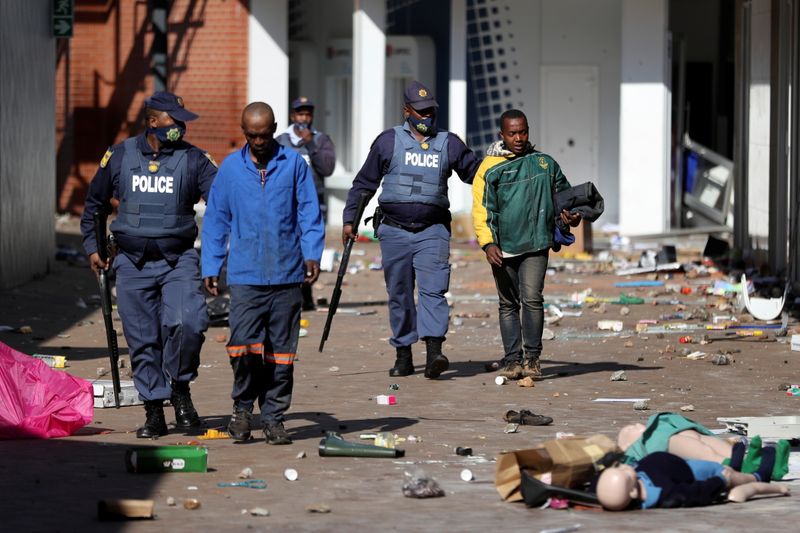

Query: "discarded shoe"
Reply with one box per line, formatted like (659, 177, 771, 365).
(499, 362, 523, 380)
(264, 422, 292, 445)
(227, 407, 253, 441)
(504, 409, 553, 426)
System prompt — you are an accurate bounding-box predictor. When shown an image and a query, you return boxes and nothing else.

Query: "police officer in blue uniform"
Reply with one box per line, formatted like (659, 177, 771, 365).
(342, 81, 480, 379)
(275, 96, 336, 310)
(81, 91, 217, 438)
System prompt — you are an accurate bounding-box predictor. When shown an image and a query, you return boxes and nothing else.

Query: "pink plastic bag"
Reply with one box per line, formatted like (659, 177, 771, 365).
(0, 341, 93, 439)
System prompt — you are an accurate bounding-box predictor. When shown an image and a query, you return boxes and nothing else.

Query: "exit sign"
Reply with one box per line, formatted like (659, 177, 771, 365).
(52, 0, 74, 38)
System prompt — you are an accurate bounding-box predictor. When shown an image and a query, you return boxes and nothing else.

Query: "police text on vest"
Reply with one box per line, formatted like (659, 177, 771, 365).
(132, 175, 174, 194)
(405, 152, 439, 168)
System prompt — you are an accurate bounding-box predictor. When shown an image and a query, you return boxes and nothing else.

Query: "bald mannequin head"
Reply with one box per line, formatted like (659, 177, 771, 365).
(596, 465, 639, 511)
(241, 102, 277, 162)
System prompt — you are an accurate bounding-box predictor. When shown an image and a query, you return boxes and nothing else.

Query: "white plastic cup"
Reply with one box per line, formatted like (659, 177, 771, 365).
(460, 469, 474, 482)
(284, 468, 298, 481)
(495, 376, 508, 385)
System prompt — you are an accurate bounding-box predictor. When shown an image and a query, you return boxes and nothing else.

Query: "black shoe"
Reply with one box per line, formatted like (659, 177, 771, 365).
(389, 346, 414, 377)
(504, 409, 553, 426)
(137, 400, 168, 438)
(171, 382, 204, 430)
(423, 337, 449, 379)
(227, 407, 253, 441)
(264, 422, 292, 445)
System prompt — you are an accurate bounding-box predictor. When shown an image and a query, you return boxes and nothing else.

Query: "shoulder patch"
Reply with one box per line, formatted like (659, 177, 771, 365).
(100, 149, 113, 168)
(203, 152, 218, 168)
(538, 156, 549, 170)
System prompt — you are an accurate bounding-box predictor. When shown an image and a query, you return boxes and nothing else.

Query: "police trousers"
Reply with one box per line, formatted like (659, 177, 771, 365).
(114, 248, 208, 401)
(226, 284, 301, 425)
(378, 223, 451, 347)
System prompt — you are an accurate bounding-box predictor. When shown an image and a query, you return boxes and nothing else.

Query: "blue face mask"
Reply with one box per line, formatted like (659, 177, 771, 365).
(408, 113, 437, 136)
(148, 120, 186, 144)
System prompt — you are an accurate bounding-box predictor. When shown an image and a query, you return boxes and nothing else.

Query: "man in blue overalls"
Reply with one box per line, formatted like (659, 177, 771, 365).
(342, 81, 480, 379)
(81, 91, 216, 438)
(275, 96, 336, 311)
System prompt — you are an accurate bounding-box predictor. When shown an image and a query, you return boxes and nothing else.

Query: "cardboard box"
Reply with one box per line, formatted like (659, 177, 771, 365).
(93, 380, 142, 408)
(495, 434, 617, 502)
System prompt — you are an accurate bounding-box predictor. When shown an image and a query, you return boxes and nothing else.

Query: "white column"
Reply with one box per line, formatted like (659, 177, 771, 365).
(618, 0, 670, 235)
(448, 0, 471, 213)
(248, 0, 289, 128)
(352, 0, 386, 172)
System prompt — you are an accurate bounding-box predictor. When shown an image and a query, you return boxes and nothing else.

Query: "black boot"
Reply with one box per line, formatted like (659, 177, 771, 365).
(137, 400, 168, 438)
(424, 337, 449, 379)
(171, 381, 204, 430)
(389, 346, 414, 377)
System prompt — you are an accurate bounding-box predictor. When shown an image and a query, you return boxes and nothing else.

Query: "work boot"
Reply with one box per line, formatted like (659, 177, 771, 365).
(389, 346, 414, 377)
(521, 358, 542, 379)
(227, 406, 253, 441)
(136, 400, 168, 438)
(264, 422, 292, 445)
(499, 361, 524, 380)
(423, 337, 449, 379)
(171, 382, 204, 430)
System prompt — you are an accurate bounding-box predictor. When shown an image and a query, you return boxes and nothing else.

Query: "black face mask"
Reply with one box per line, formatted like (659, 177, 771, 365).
(408, 113, 437, 136)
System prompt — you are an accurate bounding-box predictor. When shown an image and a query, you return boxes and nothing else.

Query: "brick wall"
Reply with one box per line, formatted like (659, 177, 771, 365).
(56, 0, 249, 214)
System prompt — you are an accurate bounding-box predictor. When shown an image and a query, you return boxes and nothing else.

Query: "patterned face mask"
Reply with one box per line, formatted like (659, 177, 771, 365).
(408, 113, 437, 136)
(148, 120, 186, 144)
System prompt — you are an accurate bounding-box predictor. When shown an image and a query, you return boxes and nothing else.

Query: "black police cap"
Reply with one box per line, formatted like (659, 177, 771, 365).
(404, 81, 438, 110)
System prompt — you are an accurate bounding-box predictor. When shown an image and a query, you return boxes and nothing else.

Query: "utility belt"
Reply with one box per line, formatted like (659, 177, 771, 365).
(369, 206, 429, 234)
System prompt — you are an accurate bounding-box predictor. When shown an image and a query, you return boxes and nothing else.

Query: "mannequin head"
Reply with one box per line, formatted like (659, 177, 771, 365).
(596, 465, 640, 511)
(617, 423, 646, 451)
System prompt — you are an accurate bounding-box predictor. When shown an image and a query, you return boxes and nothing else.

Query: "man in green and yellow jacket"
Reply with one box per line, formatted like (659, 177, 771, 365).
(472, 109, 581, 380)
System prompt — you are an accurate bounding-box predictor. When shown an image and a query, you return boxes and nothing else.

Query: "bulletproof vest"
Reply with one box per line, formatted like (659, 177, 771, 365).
(277, 131, 323, 191)
(378, 126, 450, 209)
(111, 137, 196, 239)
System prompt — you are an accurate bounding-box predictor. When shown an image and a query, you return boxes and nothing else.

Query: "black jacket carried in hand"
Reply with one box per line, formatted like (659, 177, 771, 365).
(552, 181, 604, 250)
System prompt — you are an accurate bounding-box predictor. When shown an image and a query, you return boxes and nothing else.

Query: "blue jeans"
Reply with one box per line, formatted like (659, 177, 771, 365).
(227, 284, 301, 425)
(114, 248, 208, 401)
(491, 250, 549, 363)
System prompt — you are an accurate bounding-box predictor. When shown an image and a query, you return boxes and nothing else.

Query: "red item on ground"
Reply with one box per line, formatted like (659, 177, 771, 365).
(0, 341, 93, 439)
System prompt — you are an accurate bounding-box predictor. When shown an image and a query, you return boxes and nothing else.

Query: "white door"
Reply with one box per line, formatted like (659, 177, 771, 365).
(540, 66, 599, 182)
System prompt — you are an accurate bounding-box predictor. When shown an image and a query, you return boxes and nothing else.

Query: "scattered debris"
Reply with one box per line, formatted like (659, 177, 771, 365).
(249, 507, 270, 517)
(198, 429, 230, 440)
(237, 467, 253, 479)
(597, 320, 623, 332)
(680, 405, 695, 412)
(460, 468, 474, 482)
(97, 499, 154, 521)
(610, 370, 627, 382)
(376, 394, 397, 405)
(504, 423, 520, 434)
(504, 410, 553, 426)
(389, 383, 400, 390)
(217, 479, 267, 489)
(306, 503, 332, 513)
(518, 376, 536, 388)
(495, 375, 508, 385)
(183, 498, 201, 510)
(685, 351, 707, 360)
(166, 497, 176, 506)
(620, 306, 631, 316)
(711, 353, 732, 365)
(455, 446, 473, 456)
(542, 328, 556, 340)
(633, 400, 650, 411)
(31, 354, 66, 368)
(402, 471, 446, 499)
(296, 451, 307, 459)
(284, 468, 299, 481)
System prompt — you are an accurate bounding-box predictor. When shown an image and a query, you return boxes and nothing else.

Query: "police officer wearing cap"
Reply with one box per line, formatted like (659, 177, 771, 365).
(81, 91, 217, 438)
(275, 96, 336, 310)
(342, 81, 480, 379)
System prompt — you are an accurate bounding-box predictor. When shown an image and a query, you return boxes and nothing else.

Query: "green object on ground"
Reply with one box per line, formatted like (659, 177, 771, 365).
(318, 431, 405, 458)
(615, 293, 645, 305)
(125, 445, 208, 473)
